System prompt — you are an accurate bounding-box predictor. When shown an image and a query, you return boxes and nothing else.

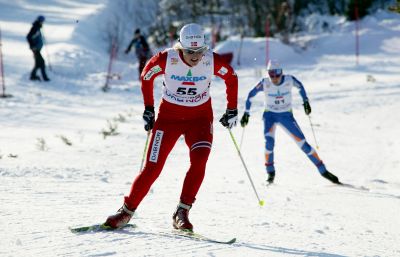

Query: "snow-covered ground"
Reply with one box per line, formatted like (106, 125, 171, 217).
(1, 1, 400, 256)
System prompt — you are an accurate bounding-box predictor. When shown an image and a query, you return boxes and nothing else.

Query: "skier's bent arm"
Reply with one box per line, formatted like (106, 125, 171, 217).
(245, 80, 264, 114)
(292, 75, 308, 102)
(213, 53, 238, 110)
(125, 38, 137, 53)
(140, 51, 168, 107)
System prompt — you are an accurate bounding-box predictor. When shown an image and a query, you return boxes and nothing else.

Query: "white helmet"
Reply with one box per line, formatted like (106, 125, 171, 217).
(179, 23, 205, 48)
(267, 59, 282, 71)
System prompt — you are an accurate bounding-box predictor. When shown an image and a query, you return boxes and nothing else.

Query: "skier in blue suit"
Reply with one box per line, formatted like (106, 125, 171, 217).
(240, 60, 340, 185)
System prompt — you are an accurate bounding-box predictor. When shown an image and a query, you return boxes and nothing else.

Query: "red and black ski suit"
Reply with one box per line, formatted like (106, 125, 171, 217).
(123, 48, 238, 210)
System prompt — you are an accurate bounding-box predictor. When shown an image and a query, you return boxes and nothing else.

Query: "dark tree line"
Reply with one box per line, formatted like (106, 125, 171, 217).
(145, 0, 394, 46)
(105, 0, 395, 48)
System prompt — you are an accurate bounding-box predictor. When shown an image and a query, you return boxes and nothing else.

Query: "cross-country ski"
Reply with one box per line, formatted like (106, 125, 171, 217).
(69, 223, 137, 233)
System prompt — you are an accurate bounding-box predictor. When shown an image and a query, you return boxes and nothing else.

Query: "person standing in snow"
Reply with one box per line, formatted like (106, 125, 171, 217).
(105, 23, 239, 231)
(124, 28, 151, 78)
(240, 60, 340, 185)
(26, 15, 50, 81)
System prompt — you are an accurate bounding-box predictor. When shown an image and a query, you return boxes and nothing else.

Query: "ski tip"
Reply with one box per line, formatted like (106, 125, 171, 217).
(259, 200, 265, 206)
(227, 238, 237, 244)
(69, 226, 90, 233)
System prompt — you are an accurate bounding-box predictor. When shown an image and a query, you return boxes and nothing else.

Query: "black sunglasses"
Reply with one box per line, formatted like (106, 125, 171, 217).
(182, 46, 208, 55)
(268, 69, 283, 78)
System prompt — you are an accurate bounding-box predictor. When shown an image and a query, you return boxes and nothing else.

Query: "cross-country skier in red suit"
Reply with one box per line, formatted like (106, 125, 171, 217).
(104, 23, 239, 231)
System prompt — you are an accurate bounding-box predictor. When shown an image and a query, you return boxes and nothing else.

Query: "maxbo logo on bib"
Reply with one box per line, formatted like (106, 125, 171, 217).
(170, 69, 206, 86)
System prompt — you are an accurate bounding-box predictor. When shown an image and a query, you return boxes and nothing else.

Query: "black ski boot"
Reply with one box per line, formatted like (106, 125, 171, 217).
(172, 202, 193, 231)
(321, 170, 341, 184)
(40, 67, 50, 82)
(267, 171, 275, 184)
(30, 75, 41, 81)
(104, 204, 135, 229)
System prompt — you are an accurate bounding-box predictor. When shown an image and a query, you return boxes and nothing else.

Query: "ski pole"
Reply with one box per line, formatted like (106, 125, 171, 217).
(0, 26, 11, 98)
(139, 131, 151, 172)
(228, 128, 264, 206)
(102, 38, 117, 91)
(236, 33, 244, 66)
(307, 115, 319, 150)
(239, 127, 245, 150)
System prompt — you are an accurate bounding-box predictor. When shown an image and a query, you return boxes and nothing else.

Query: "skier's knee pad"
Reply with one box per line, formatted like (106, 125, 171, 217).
(301, 142, 312, 154)
(265, 136, 275, 151)
(190, 147, 211, 165)
(265, 164, 275, 173)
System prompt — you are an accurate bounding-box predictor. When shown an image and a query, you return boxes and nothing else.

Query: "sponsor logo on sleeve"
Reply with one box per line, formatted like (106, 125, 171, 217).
(217, 66, 228, 76)
(171, 58, 179, 65)
(149, 130, 164, 163)
(144, 65, 162, 81)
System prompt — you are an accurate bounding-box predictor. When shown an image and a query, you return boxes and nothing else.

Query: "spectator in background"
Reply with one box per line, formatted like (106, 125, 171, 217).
(125, 28, 151, 78)
(26, 15, 50, 81)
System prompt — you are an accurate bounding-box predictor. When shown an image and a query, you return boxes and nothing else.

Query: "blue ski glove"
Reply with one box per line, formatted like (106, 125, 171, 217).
(219, 109, 238, 129)
(143, 106, 155, 131)
(303, 100, 311, 115)
(240, 113, 250, 127)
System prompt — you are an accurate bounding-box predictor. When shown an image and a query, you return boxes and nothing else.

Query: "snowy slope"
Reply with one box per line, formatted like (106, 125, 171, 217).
(1, 1, 400, 257)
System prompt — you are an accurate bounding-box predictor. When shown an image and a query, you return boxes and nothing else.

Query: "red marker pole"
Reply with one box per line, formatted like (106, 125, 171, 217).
(237, 32, 244, 66)
(0, 26, 5, 96)
(0, 26, 12, 98)
(102, 38, 117, 92)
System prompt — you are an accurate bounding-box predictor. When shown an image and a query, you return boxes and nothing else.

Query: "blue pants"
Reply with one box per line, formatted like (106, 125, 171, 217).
(263, 111, 326, 174)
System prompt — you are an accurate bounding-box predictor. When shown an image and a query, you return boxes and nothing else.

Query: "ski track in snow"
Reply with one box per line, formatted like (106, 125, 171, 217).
(1, 1, 400, 257)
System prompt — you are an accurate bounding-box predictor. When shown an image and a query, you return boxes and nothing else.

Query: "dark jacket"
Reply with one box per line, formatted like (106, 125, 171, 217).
(27, 21, 44, 51)
(125, 35, 150, 59)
